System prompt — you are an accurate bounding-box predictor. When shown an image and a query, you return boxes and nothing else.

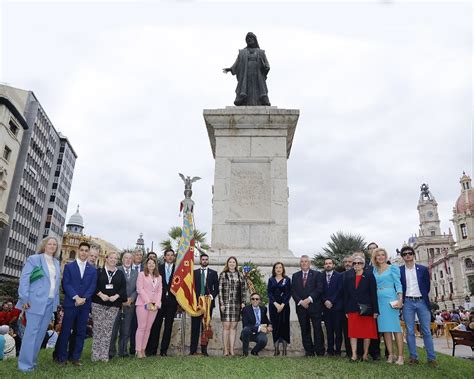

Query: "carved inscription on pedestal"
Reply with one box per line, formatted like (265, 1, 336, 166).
(228, 159, 271, 222)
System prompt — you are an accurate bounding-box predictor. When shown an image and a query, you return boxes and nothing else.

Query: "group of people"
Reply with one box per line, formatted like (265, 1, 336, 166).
(10, 236, 444, 372)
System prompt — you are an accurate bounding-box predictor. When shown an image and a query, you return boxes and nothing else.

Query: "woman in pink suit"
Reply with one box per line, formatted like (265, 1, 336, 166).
(135, 257, 162, 358)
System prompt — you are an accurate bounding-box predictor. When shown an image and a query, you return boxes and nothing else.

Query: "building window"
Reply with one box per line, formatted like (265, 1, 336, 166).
(461, 224, 468, 239)
(433, 272, 437, 280)
(69, 250, 76, 259)
(449, 282, 453, 294)
(440, 270, 443, 278)
(3, 145, 12, 161)
(466, 258, 473, 268)
(434, 286, 438, 297)
(430, 230, 436, 236)
(469, 276, 474, 295)
(9, 120, 19, 136)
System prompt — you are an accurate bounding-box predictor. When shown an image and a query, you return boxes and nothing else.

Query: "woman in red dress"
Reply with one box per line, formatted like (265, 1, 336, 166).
(343, 255, 379, 362)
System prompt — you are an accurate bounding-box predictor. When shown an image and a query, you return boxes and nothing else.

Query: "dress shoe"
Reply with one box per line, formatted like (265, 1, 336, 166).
(71, 361, 83, 367)
(202, 351, 209, 357)
(242, 352, 248, 357)
(408, 357, 420, 365)
(371, 355, 381, 361)
(250, 351, 258, 356)
(160, 352, 167, 357)
(57, 361, 67, 366)
(427, 360, 438, 368)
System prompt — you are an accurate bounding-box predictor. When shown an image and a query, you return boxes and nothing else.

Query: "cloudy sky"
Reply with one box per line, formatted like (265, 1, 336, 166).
(1, 1, 471, 258)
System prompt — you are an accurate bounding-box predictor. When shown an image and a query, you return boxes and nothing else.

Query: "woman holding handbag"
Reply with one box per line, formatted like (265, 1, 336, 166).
(372, 248, 404, 365)
(343, 254, 379, 362)
(15, 236, 61, 372)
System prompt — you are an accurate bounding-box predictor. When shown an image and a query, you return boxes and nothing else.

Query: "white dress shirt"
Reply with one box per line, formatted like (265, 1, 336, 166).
(76, 258, 87, 278)
(405, 265, 422, 297)
(44, 254, 56, 298)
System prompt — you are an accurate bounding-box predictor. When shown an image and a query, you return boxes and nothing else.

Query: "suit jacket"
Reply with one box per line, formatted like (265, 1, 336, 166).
(62, 260, 97, 308)
(16, 254, 61, 315)
(242, 305, 271, 334)
(135, 271, 163, 307)
(322, 271, 343, 312)
(194, 267, 219, 309)
(343, 269, 379, 314)
(118, 265, 138, 302)
(291, 269, 324, 313)
(159, 263, 177, 305)
(399, 264, 431, 310)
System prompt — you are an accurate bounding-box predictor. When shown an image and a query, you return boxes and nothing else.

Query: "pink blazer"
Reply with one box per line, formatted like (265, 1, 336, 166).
(135, 271, 162, 308)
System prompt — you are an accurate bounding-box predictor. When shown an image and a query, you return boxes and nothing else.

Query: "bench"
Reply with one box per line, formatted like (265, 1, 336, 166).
(449, 329, 474, 356)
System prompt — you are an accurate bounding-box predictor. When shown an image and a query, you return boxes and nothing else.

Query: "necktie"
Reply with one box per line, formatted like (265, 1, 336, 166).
(327, 273, 331, 285)
(303, 272, 308, 287)
(166, 266, 171, 284)
(254, 308, 260, 326)
(126, 268, 130, 279)
(200, 269, 205, 296)
(80, 263, 84, 279)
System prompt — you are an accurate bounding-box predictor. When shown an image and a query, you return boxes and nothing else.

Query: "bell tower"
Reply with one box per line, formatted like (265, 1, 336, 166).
(418, 183, 441, 237)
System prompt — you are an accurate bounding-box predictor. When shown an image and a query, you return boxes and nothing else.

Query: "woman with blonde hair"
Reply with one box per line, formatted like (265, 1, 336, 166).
(372, 248, 404, 365)
(16, 236, 61, 372)
(218, 256, 247, 356)
(91, 251, 127, 362)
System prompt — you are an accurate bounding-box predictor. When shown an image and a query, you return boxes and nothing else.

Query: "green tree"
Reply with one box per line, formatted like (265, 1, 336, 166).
(312, 231, 367, 270)
(160, 226, 210, 255)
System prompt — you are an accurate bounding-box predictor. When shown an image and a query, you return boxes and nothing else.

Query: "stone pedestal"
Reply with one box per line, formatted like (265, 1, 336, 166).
(204, 106, 300, 269)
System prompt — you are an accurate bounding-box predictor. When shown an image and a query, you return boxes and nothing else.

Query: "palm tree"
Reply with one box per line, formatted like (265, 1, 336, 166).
(312, 231, 367, 270)
(160, 226, 210, 256)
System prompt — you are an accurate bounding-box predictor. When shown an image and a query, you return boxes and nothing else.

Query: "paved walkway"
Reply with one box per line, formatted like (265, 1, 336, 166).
(415, 334, 473, 359)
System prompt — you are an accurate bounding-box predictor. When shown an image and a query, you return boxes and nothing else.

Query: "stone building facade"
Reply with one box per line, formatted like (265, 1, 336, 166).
(409, 174, 474, 310)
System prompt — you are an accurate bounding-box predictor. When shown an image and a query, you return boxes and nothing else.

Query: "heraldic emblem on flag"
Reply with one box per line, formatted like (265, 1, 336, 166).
(170, 174, 206, 317)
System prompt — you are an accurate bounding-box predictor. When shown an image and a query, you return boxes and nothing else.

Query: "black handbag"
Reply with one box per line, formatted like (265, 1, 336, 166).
(358, 303, 373, 316)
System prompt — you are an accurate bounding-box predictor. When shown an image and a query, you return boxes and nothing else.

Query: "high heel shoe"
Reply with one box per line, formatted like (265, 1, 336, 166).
(362, 355, 369, 362)
(395, 357, 404, 365)
(274, 342, 281, 356)
(386, 355, 394, 364)
(282, 341, 288, 356)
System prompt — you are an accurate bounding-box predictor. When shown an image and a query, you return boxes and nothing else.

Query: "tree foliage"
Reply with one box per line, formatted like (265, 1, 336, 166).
(313, 231, 367, 270)
(160, 226, 210, 255)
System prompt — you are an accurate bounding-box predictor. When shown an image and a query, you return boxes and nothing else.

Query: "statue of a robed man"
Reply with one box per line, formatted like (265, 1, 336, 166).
(223, 32, 271, 106)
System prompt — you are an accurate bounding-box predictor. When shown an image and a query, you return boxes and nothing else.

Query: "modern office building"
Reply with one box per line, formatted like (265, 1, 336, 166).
(0, 84, 76, 279)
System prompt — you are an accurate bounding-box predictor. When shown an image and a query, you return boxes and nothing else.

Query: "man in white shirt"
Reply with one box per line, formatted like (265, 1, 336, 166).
(399, 246, 437, 367)
(57, 242, 97, 365)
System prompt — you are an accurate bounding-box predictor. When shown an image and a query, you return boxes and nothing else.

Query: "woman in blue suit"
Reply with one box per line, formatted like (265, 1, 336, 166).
(372, 248, 403, 365)
(16, 236, 61, 372)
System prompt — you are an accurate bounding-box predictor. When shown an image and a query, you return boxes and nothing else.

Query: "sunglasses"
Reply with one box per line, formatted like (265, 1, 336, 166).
(251, 298, 260, 301)
(353, 262, 364, 265)
(401, 252, 415, 257)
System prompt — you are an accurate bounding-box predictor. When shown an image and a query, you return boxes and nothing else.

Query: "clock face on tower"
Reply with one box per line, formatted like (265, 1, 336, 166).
(427, 211, 434, 218)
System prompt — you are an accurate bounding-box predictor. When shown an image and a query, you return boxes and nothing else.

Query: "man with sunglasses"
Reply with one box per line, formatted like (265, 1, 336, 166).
(399, 246, 437, 367)
(240, 293, 272, 356)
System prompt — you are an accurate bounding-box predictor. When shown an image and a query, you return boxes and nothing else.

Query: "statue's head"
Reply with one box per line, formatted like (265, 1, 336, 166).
(245, 32, 259, 48)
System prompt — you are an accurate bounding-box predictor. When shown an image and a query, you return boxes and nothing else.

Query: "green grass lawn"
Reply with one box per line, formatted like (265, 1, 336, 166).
(0, 340, 472, 378)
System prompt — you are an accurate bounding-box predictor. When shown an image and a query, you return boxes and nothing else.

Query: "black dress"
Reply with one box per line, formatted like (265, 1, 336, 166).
(267, 276, 291, 344)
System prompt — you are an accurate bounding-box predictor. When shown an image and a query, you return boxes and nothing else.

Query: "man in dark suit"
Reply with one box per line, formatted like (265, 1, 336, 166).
(146, 249, 177, 357)
(399, 246, 437, 367)
(57, 242, 97, 365)
(128, 249, 144, 355)
(341, 254, 354, 357)
(291, 254, 325, 357)
(322, 258, 343, 356)
(241, 293, 272, 356)
(110, 252, 138, 358)
(189, 253, 219, 356)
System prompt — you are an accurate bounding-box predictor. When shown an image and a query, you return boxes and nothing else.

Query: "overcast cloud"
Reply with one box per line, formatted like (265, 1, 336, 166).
(1, 1, 471, 258)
